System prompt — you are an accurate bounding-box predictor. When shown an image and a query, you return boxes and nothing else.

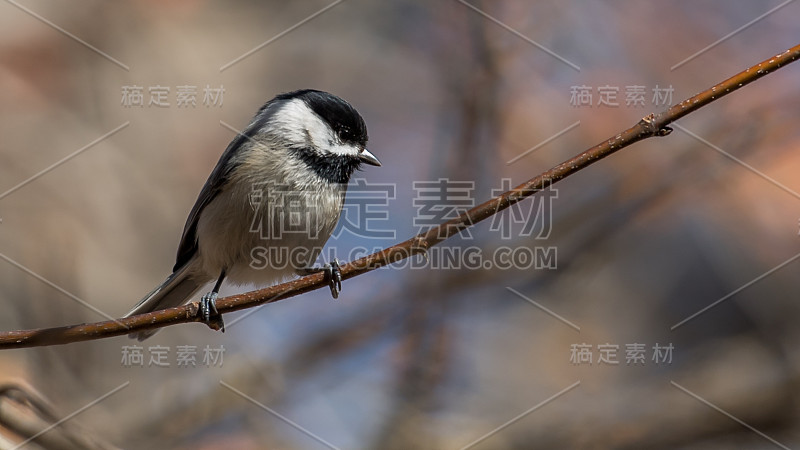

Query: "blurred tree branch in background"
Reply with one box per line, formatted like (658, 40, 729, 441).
(0, 383, 117, 449)
(0, 43, 798, 350)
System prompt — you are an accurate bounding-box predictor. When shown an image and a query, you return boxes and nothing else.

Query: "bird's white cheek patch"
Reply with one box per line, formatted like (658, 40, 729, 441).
(273, 99, 334, 148)
(303, 112, 336, 149)
(272, 98, 360, 157)
(327, 142, 361, 157)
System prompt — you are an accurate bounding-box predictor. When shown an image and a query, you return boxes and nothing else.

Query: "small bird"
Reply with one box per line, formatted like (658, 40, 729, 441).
(124, 89, 381, 340)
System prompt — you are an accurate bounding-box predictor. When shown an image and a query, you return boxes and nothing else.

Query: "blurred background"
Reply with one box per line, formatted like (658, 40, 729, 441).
(1, 1, 799, 448)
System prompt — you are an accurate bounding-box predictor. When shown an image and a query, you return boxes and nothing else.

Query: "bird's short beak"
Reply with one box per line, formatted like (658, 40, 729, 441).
(359, 148, 381, 166)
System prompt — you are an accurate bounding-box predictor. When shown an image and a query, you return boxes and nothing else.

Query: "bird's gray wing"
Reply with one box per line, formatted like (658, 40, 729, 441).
(172, 102, 280, 272)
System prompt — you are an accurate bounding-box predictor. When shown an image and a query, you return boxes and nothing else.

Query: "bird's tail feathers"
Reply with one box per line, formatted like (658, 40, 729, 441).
(124, 264, 204, 341)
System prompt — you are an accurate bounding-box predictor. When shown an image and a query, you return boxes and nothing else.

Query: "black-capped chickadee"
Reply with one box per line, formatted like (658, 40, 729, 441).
(124, 89, 380, 340)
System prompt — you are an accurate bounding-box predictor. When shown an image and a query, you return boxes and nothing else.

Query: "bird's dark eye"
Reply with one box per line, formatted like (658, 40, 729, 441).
(336, 124, 355, 142)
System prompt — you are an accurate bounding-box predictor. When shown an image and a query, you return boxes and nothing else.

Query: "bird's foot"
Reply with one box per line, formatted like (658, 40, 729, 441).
(323, 258, 342, 299)
(199, 291, 225, 332)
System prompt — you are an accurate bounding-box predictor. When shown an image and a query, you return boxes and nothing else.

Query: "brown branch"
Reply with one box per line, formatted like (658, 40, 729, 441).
(2, 44, 799, 349)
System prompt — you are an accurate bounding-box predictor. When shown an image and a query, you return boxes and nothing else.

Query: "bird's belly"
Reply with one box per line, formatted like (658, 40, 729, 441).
(195, 181, 343, 285)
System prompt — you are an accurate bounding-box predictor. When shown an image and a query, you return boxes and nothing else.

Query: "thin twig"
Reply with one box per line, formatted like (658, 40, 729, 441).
(1, 44, 799, 349)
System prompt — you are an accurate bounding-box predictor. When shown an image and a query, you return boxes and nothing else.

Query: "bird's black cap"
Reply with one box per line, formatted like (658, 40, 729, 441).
(277, 89, 369, 147)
